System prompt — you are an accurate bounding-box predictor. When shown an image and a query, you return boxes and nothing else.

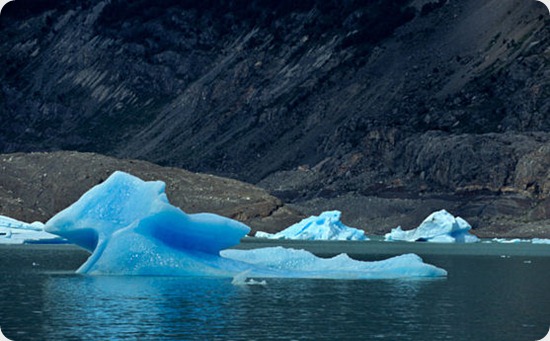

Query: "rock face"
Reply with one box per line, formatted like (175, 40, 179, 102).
(0, 152, 301, 235)
(0, 0, 549, 237)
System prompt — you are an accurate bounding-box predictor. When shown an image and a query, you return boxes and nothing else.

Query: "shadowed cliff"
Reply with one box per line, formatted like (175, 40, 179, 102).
(0, 0, 549, 237)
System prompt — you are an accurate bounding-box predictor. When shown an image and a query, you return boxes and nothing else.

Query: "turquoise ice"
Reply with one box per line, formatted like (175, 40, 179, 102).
(255, 210, 368, 241)
(45, 171, 446, 279)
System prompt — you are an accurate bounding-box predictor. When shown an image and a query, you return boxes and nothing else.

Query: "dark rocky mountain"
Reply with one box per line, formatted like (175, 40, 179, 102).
(0, 0, 549, 237)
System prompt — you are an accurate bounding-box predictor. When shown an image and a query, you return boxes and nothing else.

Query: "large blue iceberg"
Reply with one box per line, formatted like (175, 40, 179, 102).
(255, 210, 368, 241)
(45, 171, 446, 279)
(384, 210, 479, 243)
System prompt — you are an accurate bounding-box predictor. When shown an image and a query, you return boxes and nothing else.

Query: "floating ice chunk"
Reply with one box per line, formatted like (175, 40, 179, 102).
(222, 247, 447, 279)
(46, 171, 250, 255)
(45, 171, 250, 275)
(0, 226, 65, 244)
(0, 215, 65, 244)
(491, 238, 529, 244)
(45, 171, 446, 279)
(255, 210, 368, 241)
(384, 210, 479, 243)
(491, 238, 550, 244)
(0, 215, 44, 231)
(231, 270, 267, 286)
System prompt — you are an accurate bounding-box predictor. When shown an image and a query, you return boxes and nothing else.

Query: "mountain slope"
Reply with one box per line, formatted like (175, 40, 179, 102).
(1, 0, 549, 236)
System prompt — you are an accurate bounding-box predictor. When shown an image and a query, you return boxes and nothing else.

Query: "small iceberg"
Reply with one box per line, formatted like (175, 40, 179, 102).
(490, 238, 529, 244)
(255, 210, 368, 241)
(231, 270, 267, 286)
(489, 238, 550, 244)
(384, 210, 479, 243)
(44, 171, 446, 279)
(0, 215, 66, 244)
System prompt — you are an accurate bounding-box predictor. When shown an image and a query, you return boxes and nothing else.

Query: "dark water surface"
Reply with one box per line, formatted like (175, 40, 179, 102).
(0, 244, 549, 341)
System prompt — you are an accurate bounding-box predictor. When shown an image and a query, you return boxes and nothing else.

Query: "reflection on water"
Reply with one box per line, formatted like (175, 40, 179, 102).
(42, 276, 237, 340)
(39, 276, 445, 340)
(0, 247, 549, 340)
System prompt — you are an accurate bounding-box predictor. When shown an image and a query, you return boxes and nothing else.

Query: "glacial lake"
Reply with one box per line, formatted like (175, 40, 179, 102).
(0, 243, 549, 341)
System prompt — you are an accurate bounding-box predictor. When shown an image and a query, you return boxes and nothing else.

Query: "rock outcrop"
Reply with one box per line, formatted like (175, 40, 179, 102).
(0, 151, 301, 235)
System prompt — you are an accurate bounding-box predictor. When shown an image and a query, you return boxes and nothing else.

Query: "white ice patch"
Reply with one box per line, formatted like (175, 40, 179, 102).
(231, 271, 267, 286)
(384, 210, 479, 243)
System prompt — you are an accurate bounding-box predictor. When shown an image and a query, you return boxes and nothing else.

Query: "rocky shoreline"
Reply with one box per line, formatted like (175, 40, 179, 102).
(0, 151, 301, 235)
(1, 151, 549, 238)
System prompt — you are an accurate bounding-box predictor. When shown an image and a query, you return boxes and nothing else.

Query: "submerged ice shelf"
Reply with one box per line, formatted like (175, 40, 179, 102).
(222, 247, 445, 279)
(44, 171, 446, 279)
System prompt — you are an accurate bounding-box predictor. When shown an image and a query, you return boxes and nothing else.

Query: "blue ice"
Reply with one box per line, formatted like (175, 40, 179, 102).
(255, 210, 368, 241)
(45, 171, 446, 279)
(0, 215, 64, 244)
